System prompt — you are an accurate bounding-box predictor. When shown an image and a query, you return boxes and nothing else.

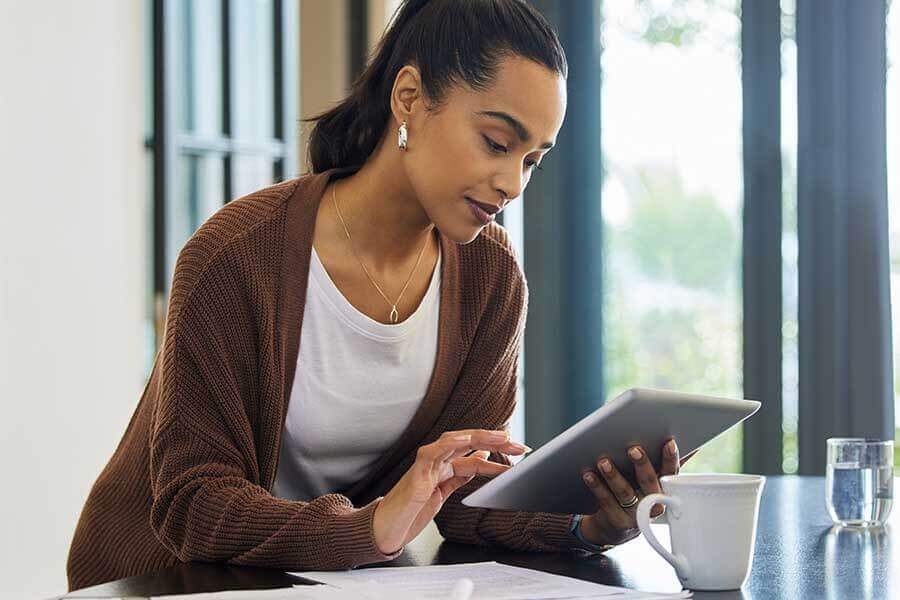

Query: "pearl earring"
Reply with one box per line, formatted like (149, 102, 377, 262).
(398, 121, 408, 151)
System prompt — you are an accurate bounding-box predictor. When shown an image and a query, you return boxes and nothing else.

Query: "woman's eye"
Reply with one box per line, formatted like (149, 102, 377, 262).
(484, 135, 543, 171)
(483, 135, 508, 154)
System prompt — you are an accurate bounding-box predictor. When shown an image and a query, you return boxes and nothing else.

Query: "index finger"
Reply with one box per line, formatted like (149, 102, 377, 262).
(426, 435, 527, 465)
(450, 454, 511, 478)
(441, 429, 509, 444)
(418, 434, 475, 463)
(439, 429, 531, 455)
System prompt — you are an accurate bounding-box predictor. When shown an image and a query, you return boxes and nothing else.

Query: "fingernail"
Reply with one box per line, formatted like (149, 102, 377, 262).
(583, 472, 597, 486)
(599, 459, 613, 473)
(628, 447, 643, 460)
(666, 440, 678, 456)
(510, 442, 533, 453)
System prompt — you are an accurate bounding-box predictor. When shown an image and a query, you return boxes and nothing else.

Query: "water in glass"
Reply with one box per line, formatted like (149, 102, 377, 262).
(826, 462, 893, 527)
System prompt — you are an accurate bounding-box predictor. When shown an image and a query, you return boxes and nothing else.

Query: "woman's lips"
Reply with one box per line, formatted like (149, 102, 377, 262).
(465, 197, 497, 225)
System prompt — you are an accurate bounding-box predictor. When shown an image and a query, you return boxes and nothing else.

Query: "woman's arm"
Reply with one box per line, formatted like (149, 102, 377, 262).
(148, 316, 401, 570)
(146, 219, 414, 571)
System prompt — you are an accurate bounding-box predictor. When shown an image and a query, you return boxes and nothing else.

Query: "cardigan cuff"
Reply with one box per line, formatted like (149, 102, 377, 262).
(538, 513, 614, 554)
(329, 497, 402, 567)
(533, 512, 592, 550)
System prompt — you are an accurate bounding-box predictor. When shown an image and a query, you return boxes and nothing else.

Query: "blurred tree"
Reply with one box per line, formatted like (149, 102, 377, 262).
(603, 0, 739, 48)
(619, 167, 738, 293)
(603, 163, 742, 473)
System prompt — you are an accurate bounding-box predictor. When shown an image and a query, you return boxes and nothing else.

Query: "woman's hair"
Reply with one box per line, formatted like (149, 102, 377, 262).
(305, 0, 568, 173)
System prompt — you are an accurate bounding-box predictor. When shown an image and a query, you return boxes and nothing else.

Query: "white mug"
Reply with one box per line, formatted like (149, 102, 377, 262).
(635, 473, 766, 591)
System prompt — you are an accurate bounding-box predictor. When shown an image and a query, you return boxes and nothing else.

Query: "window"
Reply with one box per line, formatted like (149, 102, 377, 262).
(501, 199, 527, 445)
(600, 0, 744, 472)
(781, 0, 799, 474)
(145, 0, 298, 373)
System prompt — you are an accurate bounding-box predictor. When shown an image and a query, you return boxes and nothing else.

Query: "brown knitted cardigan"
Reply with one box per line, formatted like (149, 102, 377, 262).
(66, 166, 585, 592)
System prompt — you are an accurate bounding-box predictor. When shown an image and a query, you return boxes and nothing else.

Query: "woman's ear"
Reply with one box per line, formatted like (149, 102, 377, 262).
(390, 65, 424, 128)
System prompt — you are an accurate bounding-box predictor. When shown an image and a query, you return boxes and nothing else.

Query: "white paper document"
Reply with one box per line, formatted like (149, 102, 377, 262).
(291, 561, 693, 600)
(151, 585, 363, 599)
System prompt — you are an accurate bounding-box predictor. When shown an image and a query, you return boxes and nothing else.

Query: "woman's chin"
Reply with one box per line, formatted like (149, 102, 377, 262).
(437, 221, 486, 245)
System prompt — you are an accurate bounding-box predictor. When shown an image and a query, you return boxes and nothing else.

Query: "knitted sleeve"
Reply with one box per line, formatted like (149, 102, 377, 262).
(148, 244, 400, 571)
(432, 266, 589, 553)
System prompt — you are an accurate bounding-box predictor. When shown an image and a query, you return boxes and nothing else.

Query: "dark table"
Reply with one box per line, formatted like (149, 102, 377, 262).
(60, 476, 897, 599)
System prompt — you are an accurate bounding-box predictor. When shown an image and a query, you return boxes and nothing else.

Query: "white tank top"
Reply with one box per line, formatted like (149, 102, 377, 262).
(272, 243, 441, 501)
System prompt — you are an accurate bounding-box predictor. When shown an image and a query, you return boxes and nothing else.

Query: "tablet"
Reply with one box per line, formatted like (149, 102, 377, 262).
(462, 387, 761, 515)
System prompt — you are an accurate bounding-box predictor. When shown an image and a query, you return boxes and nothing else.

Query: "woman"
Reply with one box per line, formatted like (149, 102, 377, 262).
(67, 0, 685, 591)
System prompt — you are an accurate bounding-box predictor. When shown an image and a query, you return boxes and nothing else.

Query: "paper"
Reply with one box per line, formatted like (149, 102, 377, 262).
(151, 585, 361, 599)
(291, 561, 692, 600)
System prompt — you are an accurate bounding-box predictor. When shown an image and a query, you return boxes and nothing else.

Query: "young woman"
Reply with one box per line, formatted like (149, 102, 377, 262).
(67, 0, 684, 591)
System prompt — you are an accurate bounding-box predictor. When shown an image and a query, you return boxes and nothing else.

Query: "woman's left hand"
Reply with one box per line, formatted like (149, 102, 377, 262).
(576, 438, 691, 547)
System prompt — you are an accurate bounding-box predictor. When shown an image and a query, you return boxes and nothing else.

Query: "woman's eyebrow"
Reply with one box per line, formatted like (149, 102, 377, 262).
(475, 110, 555, 150)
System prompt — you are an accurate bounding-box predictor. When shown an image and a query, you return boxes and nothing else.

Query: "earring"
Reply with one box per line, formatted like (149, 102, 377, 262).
(398, 120, 408, 151)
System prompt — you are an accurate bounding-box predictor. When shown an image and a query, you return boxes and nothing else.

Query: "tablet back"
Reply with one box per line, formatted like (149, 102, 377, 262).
(462, 388, 761, 514)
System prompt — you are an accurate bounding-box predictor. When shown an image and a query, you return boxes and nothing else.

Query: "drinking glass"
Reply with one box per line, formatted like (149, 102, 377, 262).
(825, 438, 893, 527)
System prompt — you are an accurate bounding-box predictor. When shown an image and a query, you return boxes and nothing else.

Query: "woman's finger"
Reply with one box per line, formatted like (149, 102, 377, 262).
(581, 470, 634, 530)
(410, 436, 469, 489)
(627, 445, 665, 518)
(417, 434, 511, 464)
(450, 455, 510, 478)
(462, 429, 531, 455)
(418, 434, 472, 463)
(440, 429, 526, 451)
(444, 441, 528, 464)
(659, 438, 680, 476)
(437, 473, 476, 500)
(428, 432, 530, 464)
(469, 450, 491, 461)
(596, 455, 640, 511)
(437, 451, 501, 494)
(441, 428, 509, 441)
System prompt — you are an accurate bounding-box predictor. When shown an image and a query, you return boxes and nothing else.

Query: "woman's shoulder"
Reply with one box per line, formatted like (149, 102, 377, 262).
(181, 178, 301, 267)
(455, 221, 528, 318)
(168, 177, 304, 314)
(459, 221, 526, 287)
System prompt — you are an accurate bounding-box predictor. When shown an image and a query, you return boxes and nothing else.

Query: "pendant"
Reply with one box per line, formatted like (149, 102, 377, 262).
(390, 305, 399, 324)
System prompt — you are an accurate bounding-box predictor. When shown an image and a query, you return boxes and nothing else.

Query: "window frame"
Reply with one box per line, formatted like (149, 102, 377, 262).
(147, 0, 298, 353)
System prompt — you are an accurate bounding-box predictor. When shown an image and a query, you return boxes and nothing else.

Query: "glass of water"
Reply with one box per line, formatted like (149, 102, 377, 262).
(826, 438, 894, 527)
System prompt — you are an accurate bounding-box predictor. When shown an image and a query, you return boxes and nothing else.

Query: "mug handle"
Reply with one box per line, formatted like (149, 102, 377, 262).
(636, 493, 691, 581)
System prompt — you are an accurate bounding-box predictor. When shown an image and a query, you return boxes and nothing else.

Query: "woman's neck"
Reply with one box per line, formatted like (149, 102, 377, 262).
(322, 138, 436, 270)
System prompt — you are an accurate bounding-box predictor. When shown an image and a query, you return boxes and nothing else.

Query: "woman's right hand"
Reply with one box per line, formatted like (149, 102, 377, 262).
(372, 429, 531, 554)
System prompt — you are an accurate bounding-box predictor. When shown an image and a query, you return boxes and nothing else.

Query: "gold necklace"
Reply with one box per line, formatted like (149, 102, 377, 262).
(331, 184, 431, 324)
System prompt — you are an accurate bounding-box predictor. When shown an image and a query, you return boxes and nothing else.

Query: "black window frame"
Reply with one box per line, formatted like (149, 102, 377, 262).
(147, 0, 298, 354)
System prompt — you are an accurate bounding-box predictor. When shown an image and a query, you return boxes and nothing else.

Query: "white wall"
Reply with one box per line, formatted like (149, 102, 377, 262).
(0, 2, 146, 598)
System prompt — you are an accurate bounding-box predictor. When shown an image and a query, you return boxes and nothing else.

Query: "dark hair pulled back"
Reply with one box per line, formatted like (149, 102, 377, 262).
(305, 0, 567, 173)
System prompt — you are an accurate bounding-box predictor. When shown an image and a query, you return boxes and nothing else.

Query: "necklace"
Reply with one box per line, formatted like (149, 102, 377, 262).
(331, 184, 431, 324)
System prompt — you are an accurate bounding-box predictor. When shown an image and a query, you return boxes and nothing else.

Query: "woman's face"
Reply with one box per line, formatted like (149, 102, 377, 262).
(396, 55, 567, 244)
